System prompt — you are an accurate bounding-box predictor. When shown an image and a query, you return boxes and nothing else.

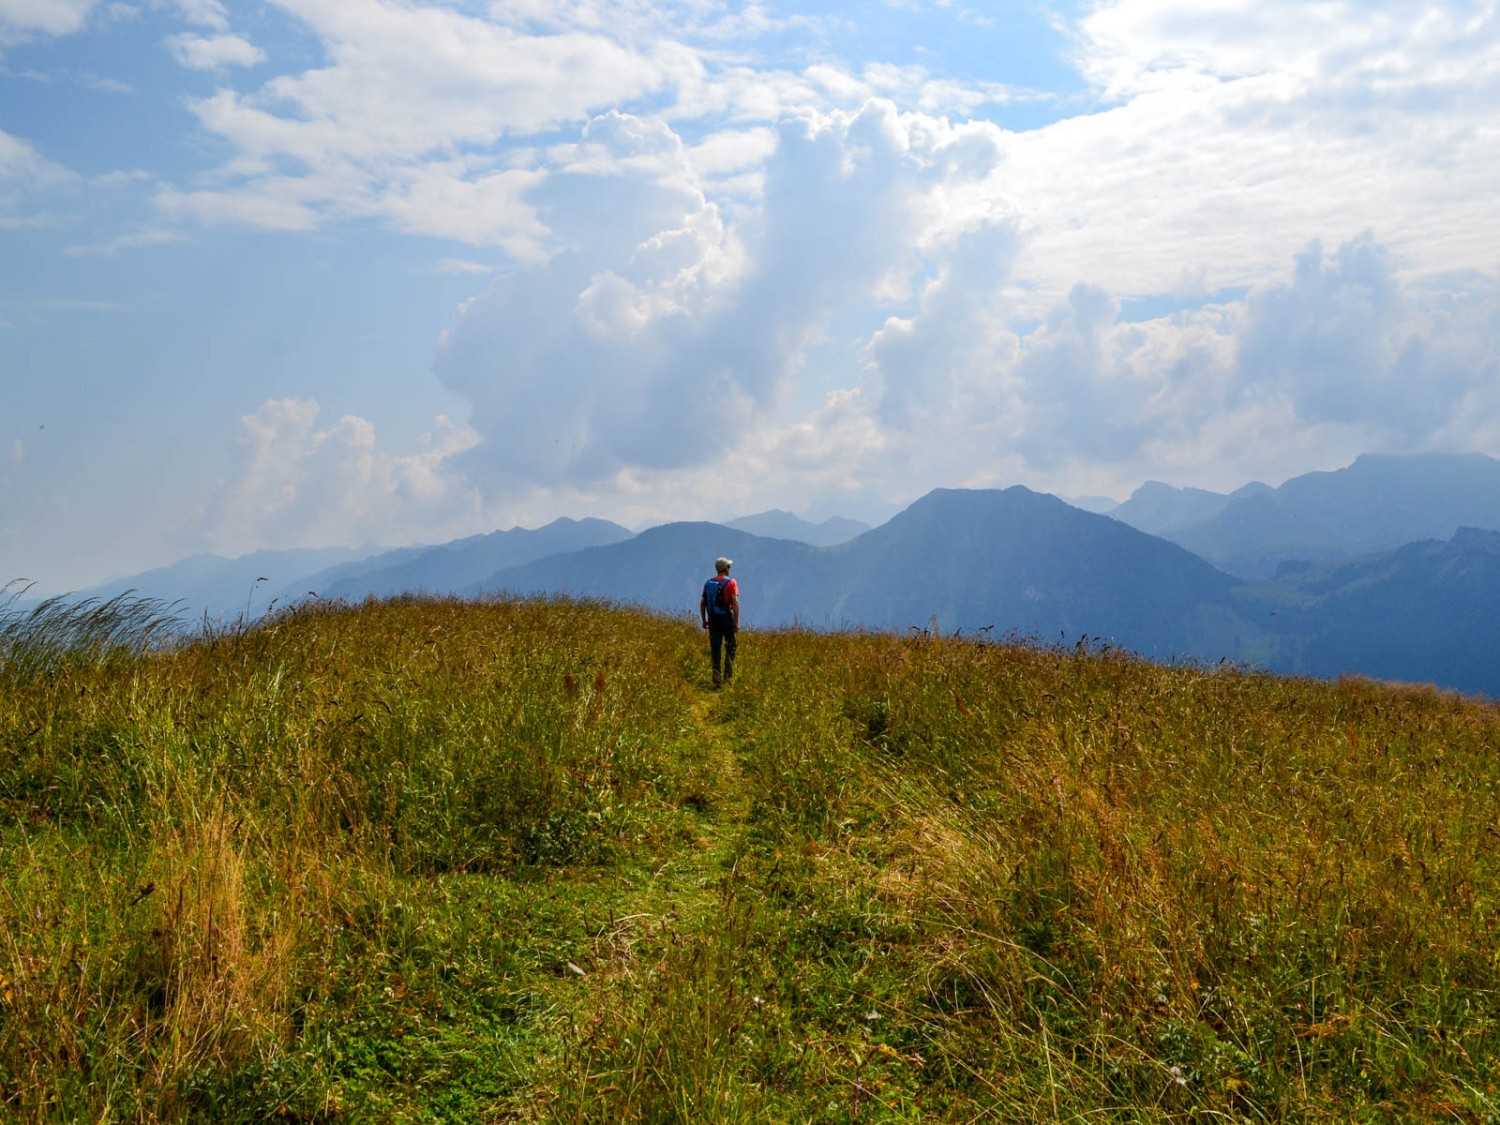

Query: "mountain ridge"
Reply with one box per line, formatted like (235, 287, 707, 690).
(43, 452, 1500, 695)
(310, 517, 634, 603)
(1115, 451, 1500, 577)
(723, 509, 870, 546)
(476, 486, 1258, 661)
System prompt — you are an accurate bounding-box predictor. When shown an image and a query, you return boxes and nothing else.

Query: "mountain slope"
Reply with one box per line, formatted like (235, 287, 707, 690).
(1164, 452, 1500, 578)
(465, 522, 824, 619)
(1242, 526, 1500, 695)
(813, 487, 1248, 654)
(314, 517, 634, 601)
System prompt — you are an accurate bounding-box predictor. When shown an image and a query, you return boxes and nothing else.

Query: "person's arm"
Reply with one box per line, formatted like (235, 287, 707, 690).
(729, 589, 740, 632)
(700, 585, 710, 629)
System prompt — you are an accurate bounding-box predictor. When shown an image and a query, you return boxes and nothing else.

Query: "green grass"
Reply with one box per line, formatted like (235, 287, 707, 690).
(4, 594, 1500, 1121)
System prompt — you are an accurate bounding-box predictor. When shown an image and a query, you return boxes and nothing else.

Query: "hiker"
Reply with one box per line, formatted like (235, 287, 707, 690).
(701, 556, 739, 686)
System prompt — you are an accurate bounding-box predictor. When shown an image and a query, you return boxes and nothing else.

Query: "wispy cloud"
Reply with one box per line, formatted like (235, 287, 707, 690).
(10, 65, 132, 92)
(429, 258, 498, 275)
(173, 0, 228, 31)
(1, 297, 124, 312)
(0, 126, 79, 228)
(861, 61, 1037, 115)
(153, 0, 701, 248)
(1075, 0, 1500, 101)
(148, 0, 996, 251)
(63, 227, 187, 256)
(156, 185, 320, 231)
(0, 128, 75, 182)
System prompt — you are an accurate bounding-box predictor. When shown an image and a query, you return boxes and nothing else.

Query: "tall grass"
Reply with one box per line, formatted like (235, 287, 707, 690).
(1, 582, 183, 683)
(4, 596, 1500, 1121)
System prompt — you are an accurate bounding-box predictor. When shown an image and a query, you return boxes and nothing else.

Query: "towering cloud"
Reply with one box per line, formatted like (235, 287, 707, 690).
(433, 103, 1012, 492)
(201, 399, 481, 556)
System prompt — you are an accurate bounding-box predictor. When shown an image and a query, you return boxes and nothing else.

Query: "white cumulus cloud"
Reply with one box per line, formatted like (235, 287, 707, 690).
(166, 32, 266, 70)
(433, 103, 1011, 494)
(0, 0, 100, 41)
(158, 0, 695, 245)
(855, 231, 1500, 500)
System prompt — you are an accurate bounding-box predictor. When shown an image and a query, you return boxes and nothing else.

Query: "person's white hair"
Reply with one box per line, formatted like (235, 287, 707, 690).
(715, 557, 732, 573)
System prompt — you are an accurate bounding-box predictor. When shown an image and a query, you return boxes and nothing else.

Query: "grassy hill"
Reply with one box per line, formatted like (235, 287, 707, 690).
(4, 596, 1500, 1122)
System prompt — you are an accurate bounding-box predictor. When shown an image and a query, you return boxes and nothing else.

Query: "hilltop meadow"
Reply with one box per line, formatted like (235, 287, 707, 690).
(4, 594, 1500, 1122)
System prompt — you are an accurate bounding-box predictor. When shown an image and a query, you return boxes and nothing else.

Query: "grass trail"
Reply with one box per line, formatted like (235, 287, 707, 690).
(532, 674, 777, 1121)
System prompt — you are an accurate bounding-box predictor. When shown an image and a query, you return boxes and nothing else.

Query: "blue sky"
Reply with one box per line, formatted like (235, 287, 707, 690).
(2, 0, 1498, 592)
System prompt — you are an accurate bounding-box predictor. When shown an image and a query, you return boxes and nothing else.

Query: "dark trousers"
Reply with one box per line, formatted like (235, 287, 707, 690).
(709, 617, 737, 683)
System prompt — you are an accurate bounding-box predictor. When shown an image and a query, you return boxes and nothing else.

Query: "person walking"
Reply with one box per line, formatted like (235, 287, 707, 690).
(701, 556, 739, 687)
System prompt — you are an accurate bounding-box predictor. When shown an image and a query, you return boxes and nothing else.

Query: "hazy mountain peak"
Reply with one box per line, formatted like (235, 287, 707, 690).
(1452, 526, 1500, 553)
(1061, 494, 1120, 514)
(724, 509, 870, 546)
(1109, 480, 1236, 536)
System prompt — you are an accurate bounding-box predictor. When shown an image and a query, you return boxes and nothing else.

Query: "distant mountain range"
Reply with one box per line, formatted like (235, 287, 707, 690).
(71, 546, 380, 622)
(473, 488, 1248, 661)
(1108, 453, 1500, 578)
(473, 485, 1500, 694)
(300, 517, 634, 603)
(55, 509, 863, 622)
(40, 452, 1500, 696)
